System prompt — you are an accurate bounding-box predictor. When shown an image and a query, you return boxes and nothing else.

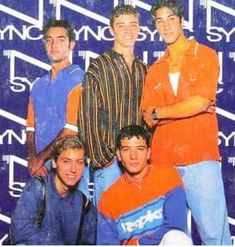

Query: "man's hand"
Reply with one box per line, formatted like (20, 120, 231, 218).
(28, 155, 48, 177)
(142, 106, 159, 127)
(205, 101, 216, 113)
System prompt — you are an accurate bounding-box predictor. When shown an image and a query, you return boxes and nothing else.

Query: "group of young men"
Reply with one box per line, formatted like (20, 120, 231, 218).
(9, 0, 231, 245)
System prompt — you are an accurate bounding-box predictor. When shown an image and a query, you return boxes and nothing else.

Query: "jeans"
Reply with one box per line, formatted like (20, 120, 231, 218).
(176, 161, 232, 245)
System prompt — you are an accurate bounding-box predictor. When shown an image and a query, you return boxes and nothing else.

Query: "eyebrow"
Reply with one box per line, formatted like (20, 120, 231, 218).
(45, 35, 67, 39)
(156, 13, 176, 20)
(120, 145, 147, 149)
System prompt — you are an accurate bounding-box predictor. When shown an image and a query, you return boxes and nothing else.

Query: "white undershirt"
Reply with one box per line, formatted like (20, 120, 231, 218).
(169, 72, 180, 96)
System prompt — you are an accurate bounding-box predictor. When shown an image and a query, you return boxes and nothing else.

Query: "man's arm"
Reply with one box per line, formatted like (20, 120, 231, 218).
(10, 178, 60, 245)
(79, 71, 114, 168)
(143, 96, 215, 127)
(142, 46, 219, 128)
(27, 128, 77, 176)
(97, 211, 120, 245)
(26, 86, 80, 176)
(137, 186, 188, 245)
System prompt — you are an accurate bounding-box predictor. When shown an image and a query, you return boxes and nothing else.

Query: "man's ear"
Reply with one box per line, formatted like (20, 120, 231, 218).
(109, 26, 114, 37)
(69, 40, 76, 50)
(147, 147, 151, 162)
(52, 159, 57, 169)
(180, 17, 184, 28)
(116, 149, 122, 161)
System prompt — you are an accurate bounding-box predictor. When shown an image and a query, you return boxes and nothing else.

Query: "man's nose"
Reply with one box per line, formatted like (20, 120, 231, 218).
(130, 149, 137, 159)
(70, 162, 77, 173)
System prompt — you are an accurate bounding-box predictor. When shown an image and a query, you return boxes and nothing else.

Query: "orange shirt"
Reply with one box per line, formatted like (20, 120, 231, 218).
(141, 39, 220, 167)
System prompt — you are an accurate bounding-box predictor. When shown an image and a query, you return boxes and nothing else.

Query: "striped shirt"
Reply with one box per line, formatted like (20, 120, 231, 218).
(79, 49, 147, 169)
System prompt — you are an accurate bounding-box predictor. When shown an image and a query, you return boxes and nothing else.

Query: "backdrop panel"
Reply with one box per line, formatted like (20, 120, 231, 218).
(0, 0, 235, 244)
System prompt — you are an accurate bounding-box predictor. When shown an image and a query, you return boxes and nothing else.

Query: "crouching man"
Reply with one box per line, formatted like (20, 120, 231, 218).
(97, 125, 191, 245)
(10, 136, 96, 245)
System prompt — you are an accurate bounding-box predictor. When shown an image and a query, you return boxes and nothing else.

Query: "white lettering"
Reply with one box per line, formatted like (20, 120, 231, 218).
(2, 155, 27, 198)
(0, 129, 26, 145)
(122, 208, 163, 233)
(218, 131, 235, 147)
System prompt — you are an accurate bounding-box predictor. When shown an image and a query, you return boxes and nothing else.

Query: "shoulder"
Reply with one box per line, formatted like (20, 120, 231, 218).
(68, 64, 85, 77)
(88, 51, 112, 69)
(150, 165, 182, 193)
(189, 39, 218, 61)
(99, 176, 125, 208)
(31, 75, 48, 93)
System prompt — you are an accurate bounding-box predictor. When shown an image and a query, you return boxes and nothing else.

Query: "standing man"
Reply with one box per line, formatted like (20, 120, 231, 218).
(141, 0, 231, 244)
(27, 19, 85, 177)
(97, 125, 192, 245)
(79, 4, 147, 205)
(10, 136, 96, 245)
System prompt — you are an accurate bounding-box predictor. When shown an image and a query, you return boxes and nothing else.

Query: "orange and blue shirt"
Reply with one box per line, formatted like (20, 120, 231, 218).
(26, 64, 84, 153)
(97, 165, 187, 245)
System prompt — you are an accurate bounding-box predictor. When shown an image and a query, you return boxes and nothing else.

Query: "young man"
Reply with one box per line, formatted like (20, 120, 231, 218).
(141, 0, 231, 244)
(26, 19, 84, 177)
(79, 4, 147, 205)
(97, 125, 192, 245)
(10, 136, 96, 245)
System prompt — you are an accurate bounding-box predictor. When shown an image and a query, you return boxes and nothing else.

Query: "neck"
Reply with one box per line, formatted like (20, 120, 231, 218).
(51, 59, 71, 79)
(168, 34, 189, 57)
(113, 44, 134, 60)
(54, 176, 69, 197)
(124, 164, 150, 183)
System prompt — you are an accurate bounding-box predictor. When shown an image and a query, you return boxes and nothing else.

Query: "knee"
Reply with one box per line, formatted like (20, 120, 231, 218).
(160, 230, 192, 245)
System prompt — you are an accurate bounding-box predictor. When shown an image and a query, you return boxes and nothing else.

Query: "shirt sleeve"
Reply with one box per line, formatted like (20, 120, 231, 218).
(139, 186, 188, 245)
(65, 84, 83, 132)
(10, 178, 61, 245)
(26, 96, 35, 132)
(78, 70, 114, 168)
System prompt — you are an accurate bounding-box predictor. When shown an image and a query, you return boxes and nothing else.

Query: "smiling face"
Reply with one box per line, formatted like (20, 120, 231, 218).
(110, 14, 140, 52)
(116, 136, 151, 180)
(44, 27, 75, 65)
(52, 148, 85, 196)
(155, 7, 183, 45)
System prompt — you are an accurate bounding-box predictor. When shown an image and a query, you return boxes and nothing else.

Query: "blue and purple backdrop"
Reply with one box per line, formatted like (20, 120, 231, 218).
(0, 0, 235, 244)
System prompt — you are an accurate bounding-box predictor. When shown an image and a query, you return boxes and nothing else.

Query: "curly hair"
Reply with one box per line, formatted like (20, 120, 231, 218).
(151, 0, 184, 20)
(110, 4, 139, 28)
(116, 125, 151, 149)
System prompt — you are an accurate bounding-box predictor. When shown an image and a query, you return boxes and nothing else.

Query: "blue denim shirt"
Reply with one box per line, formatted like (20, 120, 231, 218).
(10, 172, 96, 245)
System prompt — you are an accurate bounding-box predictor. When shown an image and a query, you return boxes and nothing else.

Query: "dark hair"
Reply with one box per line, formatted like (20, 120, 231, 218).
(42, 19, 75, 42)
(151, 0, 184, 20)
(116, 125, 151, 149)
(110, 4, 139, 28)
(51, 136, 84, 162)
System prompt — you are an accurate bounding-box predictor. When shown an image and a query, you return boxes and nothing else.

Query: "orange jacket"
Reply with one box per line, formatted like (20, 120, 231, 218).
(141, 39, 220, 167)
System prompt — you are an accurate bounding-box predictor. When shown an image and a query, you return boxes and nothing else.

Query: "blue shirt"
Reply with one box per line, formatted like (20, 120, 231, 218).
(31, 64, 84, 152)
(10, 172, 96, 245)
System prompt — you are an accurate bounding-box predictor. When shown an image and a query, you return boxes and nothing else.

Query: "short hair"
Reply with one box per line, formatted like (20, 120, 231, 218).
(116, 125, 151, 149)
(110, 4, 139, 28)
(151, 0, 184, 20)
(42, 19, 75, 42)
(51, 136, 84, 162)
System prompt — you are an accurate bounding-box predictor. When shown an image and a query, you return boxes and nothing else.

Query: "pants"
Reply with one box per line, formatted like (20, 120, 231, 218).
(176, 160, 232, 245)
